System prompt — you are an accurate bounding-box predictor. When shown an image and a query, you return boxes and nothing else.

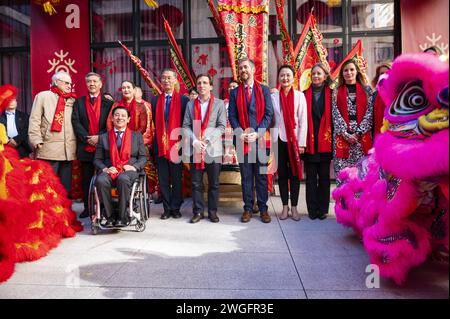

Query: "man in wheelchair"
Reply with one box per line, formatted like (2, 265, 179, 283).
(94, 106, 147, 227)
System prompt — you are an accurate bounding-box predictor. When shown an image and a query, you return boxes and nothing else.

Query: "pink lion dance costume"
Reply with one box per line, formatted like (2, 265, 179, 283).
(332, 53, 449, 285)
(0, 85, 82, 283)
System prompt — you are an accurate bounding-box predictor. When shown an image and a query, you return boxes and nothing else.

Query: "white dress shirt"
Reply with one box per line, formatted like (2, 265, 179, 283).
(5, 110, 18, 139)
(199, 97, 210, 122)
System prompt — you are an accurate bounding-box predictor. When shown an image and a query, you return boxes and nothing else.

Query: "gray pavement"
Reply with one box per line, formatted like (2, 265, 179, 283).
(0, 185, 448, 299)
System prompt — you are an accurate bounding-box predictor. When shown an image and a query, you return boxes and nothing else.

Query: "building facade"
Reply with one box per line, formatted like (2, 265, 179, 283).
(1, 0, 399, 114)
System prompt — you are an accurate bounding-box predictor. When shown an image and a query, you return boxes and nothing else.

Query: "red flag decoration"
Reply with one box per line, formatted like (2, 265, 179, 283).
(163, 16, 196, 91)
(118, 41, 162, 96)
(218, 0, 270, 84)
(330, 40, 369, 88)
(274, 0, 295, 66)
(31, 0, 90, 97)
(293, 13, 330, 91)
(207, 0, 225, 37)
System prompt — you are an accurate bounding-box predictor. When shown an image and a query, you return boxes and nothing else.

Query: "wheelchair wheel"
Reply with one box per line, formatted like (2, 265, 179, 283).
(91, 223, 99, 235)
(141, 175, 149, 221)
(88, 176, 97, 218)
(135, 221, 146, 232)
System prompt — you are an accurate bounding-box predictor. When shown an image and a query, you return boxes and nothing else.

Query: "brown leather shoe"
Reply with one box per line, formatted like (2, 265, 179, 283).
(241, 211, 252, 223)
(260, 211, 271, 223)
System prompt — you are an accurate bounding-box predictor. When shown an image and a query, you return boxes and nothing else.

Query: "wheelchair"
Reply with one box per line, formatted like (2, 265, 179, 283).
(88, 172, 150, 234)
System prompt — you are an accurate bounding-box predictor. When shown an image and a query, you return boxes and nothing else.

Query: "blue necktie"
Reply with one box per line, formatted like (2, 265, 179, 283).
(165, 95, 171, 127)
(116, 131, 123, 149)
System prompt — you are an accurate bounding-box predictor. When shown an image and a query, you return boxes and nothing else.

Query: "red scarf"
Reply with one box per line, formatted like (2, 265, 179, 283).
(373, 92, 386, 139)
(279, 88, 302, 178)
(85, 95, 101, 153)
(108, 128, 132, 180)
(305, 86, 332, 155)
(155, 91, 181, 162)
(117, 98, 138, 131)
(193, 96, 214, 170)
(50, 86, 76, 132)
(335, 83, 372, 159)
(236, 82, 265, 154)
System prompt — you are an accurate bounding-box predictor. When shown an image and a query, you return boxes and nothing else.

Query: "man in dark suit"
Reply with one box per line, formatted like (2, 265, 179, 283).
(72, 72, 114, 218)
(0, 85, 31, 158)
(228, 58, 274, 223)
(93, 106, 147, 227)
(151, 68, 189, 220)
(182, 74, 227, 223)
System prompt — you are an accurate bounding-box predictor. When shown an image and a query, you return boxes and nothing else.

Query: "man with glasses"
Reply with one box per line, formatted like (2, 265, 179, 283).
(29, 71, 77, 195)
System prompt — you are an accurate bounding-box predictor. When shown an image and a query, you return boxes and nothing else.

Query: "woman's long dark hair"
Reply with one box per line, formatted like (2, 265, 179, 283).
(338, 59, 367, 87)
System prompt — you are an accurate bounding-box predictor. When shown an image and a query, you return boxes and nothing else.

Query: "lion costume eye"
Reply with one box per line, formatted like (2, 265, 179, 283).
(389, 80, 429, 116)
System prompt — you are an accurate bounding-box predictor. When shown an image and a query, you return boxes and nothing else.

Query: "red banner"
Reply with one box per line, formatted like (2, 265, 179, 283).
(330, 40, 368, 88)
(218, 0, 269, 84)
(31, 1, 90, 97)
(274, 0, 294, 66)
(293, 13, 329, 91)
(163, 17, 196, 93)
(207, 0, 225, 37)
(118, 41, 162, 96)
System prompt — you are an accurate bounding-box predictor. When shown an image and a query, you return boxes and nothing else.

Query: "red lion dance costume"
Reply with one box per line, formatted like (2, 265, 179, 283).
(332, 54, 449, 285)
(0, 85, 82, 283)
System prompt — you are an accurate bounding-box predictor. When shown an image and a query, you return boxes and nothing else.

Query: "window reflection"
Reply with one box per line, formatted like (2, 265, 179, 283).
(351, 0, 394, 31)
(351, 36, 394, 81)
(92, 0, 133, 43)
(0, 0, 30, 47)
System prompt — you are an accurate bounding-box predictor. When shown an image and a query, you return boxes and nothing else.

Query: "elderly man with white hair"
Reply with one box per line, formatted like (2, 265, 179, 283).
(28, 71, 77, 195)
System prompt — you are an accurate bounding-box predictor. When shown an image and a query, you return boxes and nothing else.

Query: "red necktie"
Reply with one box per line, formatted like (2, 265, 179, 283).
(246, 86, 252, 103)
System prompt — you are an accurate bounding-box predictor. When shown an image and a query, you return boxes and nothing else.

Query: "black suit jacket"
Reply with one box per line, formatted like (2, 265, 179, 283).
(93, 131, 148, 173)
(0, 110, 32, 158)
(72, 96, 114, 162)
(151, 94, 189, 157)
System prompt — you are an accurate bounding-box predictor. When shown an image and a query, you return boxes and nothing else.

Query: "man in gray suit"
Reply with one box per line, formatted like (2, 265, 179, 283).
(182, 74, 227, 223)
(94, 106, 147, 227)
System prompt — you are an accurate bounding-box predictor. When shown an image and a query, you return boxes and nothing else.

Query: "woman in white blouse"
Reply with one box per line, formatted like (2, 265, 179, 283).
(271, 65, 308, 221)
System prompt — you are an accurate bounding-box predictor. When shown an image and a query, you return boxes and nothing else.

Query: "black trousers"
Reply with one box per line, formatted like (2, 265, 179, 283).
(239, 151, 269, 213)
(277, 139, 300, 206)
(81, 161, 95, 210)
(156, 156, 183, 213)
(304, 160, 331, 216)
(47, 160, 72, 196)
(190, 162, 221, 216)
(95, 171, 139, 222)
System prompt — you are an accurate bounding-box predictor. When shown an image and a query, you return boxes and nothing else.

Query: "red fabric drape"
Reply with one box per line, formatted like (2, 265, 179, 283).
(84, 96, 101, 153)
(108, 128, 132, 180)
(279, 88, 302, 178)
(335, 83, 372, 159)
(193, 96, 214, 169)
(305, 86, 332, 155)
(155, 92, 181, 162)
(50, 86, 76, 132)
(236, 82, 264, 155)
(373, 92, 386, 139)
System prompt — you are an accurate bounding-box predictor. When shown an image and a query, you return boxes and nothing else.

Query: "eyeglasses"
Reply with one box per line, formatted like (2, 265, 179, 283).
(58, 79, 73, 86)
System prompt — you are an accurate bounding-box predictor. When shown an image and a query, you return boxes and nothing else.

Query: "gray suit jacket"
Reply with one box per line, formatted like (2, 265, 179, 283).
(182, 97, 226, 159)
(94, 130, 148, 172)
